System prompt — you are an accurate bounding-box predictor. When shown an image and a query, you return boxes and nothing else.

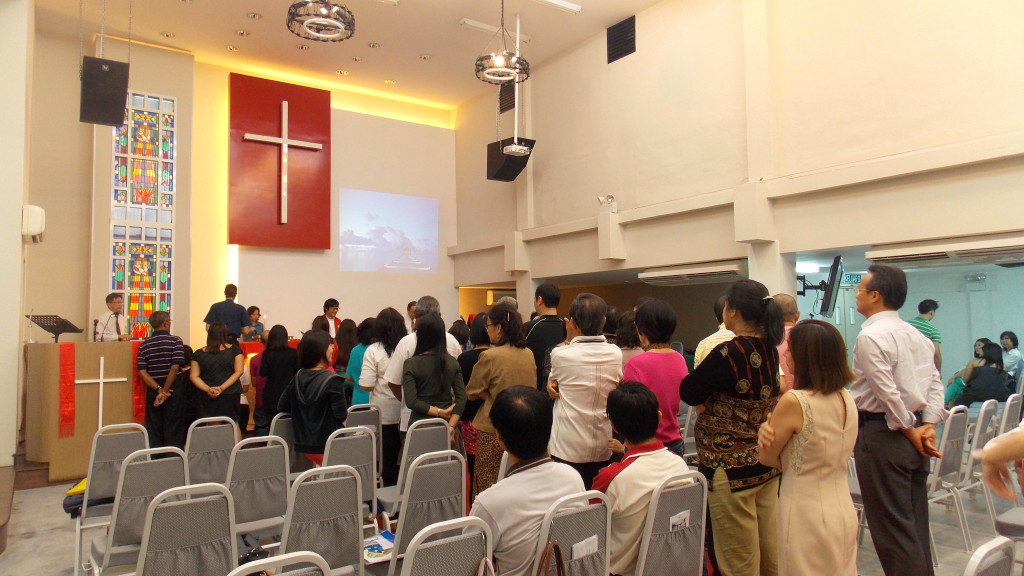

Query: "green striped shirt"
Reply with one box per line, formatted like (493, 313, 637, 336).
(907, 316, 942, 343)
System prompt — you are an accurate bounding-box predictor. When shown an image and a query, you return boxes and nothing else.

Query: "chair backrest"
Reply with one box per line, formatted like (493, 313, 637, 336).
(82, 423, 149, 519)
(497, 451, 510, 482)
(390, 450, 467, 576)
(323, 426, 377, 504)
(395, 418, 450, 491)
(225, 551, 332, 576)
(931, 405, 970, 490)
(963, 400, 1000, 484)
(635, 471, 707, 576)
(270, 412, 316, 476)
(225, 436, 290, 525)
(1000, 394, 1023, 435)
(962, 536, 1014, 576)
(136, 483, 237, 576)
(105, 447, 188, 558)
(399, 516, 493, 576)
(281, 465, 364, 576)
(534, 491, 611, 576)
(346, 404, 383, 479)
(185, 417, 238, 484)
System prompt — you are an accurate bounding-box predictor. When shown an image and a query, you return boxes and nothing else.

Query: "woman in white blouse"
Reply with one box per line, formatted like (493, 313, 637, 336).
(359, 307, 407, 487)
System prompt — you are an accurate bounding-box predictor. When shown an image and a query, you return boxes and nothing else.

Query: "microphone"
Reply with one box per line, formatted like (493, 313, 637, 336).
(93, 319, 99, 342)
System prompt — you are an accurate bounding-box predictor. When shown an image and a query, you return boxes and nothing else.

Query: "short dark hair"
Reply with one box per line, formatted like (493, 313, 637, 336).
(866, 264, 908, 310)
(726, 279, 785, 347)
(1002, 331, 1019, 349)
(635, 298, 677, 344)
(106, 292, 123, 304)
(788, 320, 854, 394)
(323, 298, 339, 313)
(616, 311, 641, 349)
(607, 383, 660, 445)
(490, 386, 553, 460)
(311, 316, 330, 332)
(416, 296, 440, 318)
(982, 343, 1004, 370)
(407, 301, 417, 312)
(603, 306, 620, 335)
(148, 310, 169, 330)
(633, 296, 653, 312)
(487, 303, 527, 347)
(974, 338, 993, 358)
(224, 284, 238, 298)
(448, 319, 470, 347)
(469, 313, 490, 347)
(569, 293, 607, 336)
(713, 295, 728, 324)
(535, 282, 561, 308)
(205, 322, 228, 353)
(357, 317, 375, 346)
(246, 305, 260, 317)
(267, 325, 290, 350)
(918, 299, 939, 314)
(298, 329, 332, 369)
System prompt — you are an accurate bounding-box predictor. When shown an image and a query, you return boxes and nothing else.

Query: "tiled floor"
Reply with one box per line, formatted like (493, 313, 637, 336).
(0, 480, 1020, 575)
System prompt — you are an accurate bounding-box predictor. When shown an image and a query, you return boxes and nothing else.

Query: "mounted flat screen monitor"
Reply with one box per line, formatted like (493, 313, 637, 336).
(818, 256, 844, 317)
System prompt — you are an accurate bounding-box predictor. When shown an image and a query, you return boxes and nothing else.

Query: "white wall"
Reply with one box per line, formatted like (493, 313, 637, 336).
(239, 110, 458, 336)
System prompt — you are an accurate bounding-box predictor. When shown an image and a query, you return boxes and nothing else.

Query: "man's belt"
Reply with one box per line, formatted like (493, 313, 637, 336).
(857, 410, 924, 425)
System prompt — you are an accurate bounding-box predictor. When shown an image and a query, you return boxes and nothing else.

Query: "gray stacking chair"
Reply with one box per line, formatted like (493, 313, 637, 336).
(928, 405, 972, 561)
(226, 435, 290, 544)
(960, 399, 1001, 529)
(962, 536, 1014, 576)
(534, 491, 611, 576)
(376, 418, 451, 517)
(635, 471, 707, 576)
(279, 465, 364, 576)
(399, 516, 493, 576)
(185, 416, 238, 484)
(88, 447, 187, 575)
(999, 394, 1023, 435)
(271, 412, 316, 479)
(225, 551, 332, 576)
(346, 404, 383, 482)
(371, 450, 467, 576)
(75, 423, 149, 576)
(323, 426, 378, 531)
(135, 483, 237, 576)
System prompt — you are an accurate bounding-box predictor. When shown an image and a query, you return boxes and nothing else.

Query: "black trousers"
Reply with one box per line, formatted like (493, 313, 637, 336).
(551, 456, 611, 491)
(381, 423, 401, 487)
(855, 420, 934, 576)
(145, 383, 186, 449)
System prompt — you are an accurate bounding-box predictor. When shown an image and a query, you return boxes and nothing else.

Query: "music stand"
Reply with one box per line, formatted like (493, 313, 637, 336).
(26, 315, 84, 342)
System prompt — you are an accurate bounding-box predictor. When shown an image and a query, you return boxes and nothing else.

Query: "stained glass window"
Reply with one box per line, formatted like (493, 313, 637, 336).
(111, 92, 175, 338)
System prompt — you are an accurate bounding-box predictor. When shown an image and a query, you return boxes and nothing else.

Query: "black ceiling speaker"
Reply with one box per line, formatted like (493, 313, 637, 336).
(80, 56, 130, 127)
(486, 137, 536, 182)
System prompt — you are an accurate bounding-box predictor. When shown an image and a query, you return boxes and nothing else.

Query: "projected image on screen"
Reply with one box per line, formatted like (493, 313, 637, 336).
(339, 189, 438, 273)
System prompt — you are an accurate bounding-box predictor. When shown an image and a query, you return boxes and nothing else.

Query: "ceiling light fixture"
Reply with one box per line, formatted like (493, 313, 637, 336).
(246, 12, 263, 20)
(160, 31, 176, 39)
(459, 19, 531, 44)
(383, 79, 397, 85)
(529, 0, 581, 15)
(377, 0, 399, 5)
(335, 70, 350, 75)
(286, 0, 356, 43)
(474, 0, 529, 85)
(235, 29, 251, 37)
(367, 42, 381, 48)
(226, 45, 239, 51)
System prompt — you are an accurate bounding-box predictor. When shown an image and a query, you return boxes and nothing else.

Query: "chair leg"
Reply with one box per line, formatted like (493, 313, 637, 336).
(983, 485, 998, 532)
(951, 489, 973, 552)
(929, 525, 939, 568)
(74, 520, 82, 576)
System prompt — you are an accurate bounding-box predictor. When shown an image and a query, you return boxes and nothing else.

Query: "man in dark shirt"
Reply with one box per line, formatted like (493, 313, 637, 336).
(523, 282, 564, 390)
(203, 283, 252, 342)
(137, 311, 186, 448)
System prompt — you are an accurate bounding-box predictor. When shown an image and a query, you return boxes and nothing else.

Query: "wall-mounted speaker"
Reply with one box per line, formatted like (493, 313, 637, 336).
(486, 137, 536, 182)
(80, 56, 129, 127)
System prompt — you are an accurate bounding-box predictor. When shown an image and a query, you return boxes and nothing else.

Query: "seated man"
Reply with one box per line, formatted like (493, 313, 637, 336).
(593, 382, 690, 576)
(470, 386, 585, 576)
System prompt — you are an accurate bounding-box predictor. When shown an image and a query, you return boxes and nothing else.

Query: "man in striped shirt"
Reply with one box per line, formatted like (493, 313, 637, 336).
(907, 299, 942, 371)
(137, 311, 186, 448)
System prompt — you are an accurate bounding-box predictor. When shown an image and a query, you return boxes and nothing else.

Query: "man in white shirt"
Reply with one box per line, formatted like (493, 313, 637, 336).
(95, 292, 129, 342)
(471, 386, 584, 576)
(852, 264, 947, 576)
(693, 296, 734, 366)
(547, 293, 622, 489)
(384, 295, 463, 432)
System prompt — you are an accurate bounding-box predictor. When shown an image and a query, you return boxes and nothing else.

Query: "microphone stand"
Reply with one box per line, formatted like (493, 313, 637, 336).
(93, 319, 99, 342)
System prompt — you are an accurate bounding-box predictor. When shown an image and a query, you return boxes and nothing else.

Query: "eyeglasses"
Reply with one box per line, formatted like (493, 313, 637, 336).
(854, 288, 876, 294)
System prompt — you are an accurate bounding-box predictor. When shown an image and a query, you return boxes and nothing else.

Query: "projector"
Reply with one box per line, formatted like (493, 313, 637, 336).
(503, 143, 532, 156)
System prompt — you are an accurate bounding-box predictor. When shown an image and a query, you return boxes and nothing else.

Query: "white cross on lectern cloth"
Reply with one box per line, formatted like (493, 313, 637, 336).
(242, 100, 323, 224)
(74, 357, 128, 429)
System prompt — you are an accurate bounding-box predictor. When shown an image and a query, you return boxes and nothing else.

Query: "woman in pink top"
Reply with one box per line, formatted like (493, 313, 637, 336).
(622, 298, 688, 457)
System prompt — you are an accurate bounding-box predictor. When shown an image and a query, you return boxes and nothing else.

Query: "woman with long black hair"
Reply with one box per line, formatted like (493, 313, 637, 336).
(359, 307, 409, 486)
(402, 314, 466, 427)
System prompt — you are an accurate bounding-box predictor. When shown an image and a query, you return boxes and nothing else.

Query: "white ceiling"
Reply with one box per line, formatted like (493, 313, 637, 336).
(37, 0, 661, 107)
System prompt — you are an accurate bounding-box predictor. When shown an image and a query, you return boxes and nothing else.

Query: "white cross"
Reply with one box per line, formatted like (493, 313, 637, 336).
(243, 100, 324, 224)
(74, 357, 128, 428)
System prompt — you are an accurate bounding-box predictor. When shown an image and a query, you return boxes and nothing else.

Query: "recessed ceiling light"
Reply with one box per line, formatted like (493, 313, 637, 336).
(377, 0, 400, 5)
(160, 31, 176, 39)
(335, 70, 350, 76)
(383, 79, 397, 85)
(246, 12, 263, 20)
(367, 42, 382, 49)
(419, 54, 432, 61)
(235, 29, 251, 37)
(297, 44, 310, 51)
(226, 45, 239, 51)
(351, 56, 363, 62)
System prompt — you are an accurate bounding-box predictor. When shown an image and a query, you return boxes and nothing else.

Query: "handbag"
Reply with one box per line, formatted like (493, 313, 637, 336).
(477, 557, 496, 576)
(535, 541, 566, 576)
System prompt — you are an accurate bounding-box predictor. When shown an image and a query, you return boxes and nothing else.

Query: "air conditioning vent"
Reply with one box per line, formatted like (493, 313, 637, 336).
(607, 16, 636, 64)
(869, 252, 950, 264)
(638, 260, 747, 286)
(866, 233, 1024, 269)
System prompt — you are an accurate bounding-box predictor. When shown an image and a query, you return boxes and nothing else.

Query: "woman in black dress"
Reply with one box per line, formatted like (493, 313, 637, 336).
(257, 324, 299, 432)
(191, 322, 244, 423)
